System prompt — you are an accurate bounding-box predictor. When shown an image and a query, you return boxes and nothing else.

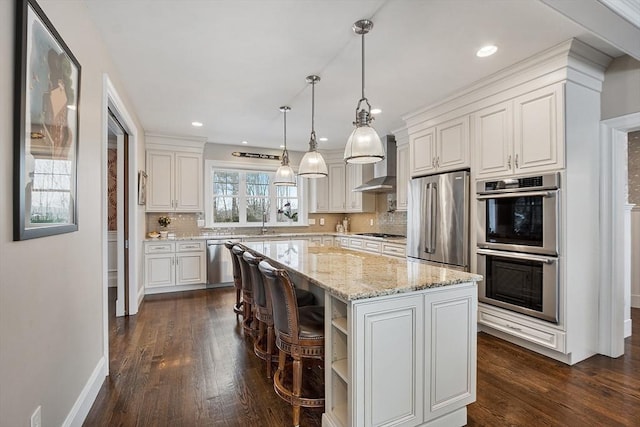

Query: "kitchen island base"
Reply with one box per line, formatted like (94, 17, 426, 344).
(323, 283, 477, 427)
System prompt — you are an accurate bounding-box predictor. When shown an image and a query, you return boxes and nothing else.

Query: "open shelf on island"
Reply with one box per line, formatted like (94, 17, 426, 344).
(332, 316, 348, 335)
(332, 358, 348, 383)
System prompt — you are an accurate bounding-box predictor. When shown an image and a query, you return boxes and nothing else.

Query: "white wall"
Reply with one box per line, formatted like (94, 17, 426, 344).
(602, 55, 640, 120)
(0, 1, 144, 426)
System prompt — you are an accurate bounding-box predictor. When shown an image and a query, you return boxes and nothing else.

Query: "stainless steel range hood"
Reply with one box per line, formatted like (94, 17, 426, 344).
(353, 135, 396, 193)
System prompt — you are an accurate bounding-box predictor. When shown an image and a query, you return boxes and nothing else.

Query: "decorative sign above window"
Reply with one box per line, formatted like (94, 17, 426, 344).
(231, 152, 281, 161)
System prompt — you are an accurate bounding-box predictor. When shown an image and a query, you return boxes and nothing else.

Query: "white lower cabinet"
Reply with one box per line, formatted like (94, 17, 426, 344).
(324, 283, 477, 427)
(144, 240, 206, 294)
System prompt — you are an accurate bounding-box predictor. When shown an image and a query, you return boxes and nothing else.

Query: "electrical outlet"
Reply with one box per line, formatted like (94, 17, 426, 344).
(31, 406, 41, 427)
(369, 218, 374, 226)
(308, 218, 316, 225)
(319, 218, 325, 226)
(196, 219, 205, 227)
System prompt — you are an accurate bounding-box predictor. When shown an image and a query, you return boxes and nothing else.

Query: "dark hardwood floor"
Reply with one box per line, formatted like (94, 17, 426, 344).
(85, 288, 640, 426)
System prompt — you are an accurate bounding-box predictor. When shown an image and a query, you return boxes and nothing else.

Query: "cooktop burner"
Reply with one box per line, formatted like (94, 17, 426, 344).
(355, 233, 405, 239)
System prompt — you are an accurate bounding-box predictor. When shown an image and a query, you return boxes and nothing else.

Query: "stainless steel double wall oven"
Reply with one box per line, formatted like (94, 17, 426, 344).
(476, 173, 560, 323)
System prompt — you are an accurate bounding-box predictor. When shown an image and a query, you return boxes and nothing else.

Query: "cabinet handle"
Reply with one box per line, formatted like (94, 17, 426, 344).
(505, 323, 522, 332)
(515, 154, 519, 168)
(436, 156, 440, 168)
(432, 157, 436, 167)
(507, 155, 512, 169)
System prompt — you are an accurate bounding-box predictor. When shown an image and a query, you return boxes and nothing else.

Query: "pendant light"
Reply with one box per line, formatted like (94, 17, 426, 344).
(344, 19, 385, 164)
(274, 106, 296, 186)
(298, 75, 328, 178)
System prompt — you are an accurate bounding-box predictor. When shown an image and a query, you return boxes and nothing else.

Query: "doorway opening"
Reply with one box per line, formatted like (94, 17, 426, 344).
(107, 110, 130, 316)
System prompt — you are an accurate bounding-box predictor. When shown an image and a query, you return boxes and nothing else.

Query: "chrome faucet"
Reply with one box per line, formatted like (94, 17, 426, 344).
(261, 211, 268, 235)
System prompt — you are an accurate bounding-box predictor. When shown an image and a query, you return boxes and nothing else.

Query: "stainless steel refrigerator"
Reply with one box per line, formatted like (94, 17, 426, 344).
(406, 170, 470, 270)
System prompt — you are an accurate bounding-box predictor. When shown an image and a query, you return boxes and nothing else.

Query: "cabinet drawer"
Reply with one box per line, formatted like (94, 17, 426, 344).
(362, 240, 382, 253)
(478, 306, 566, 352)
(339, 237, 349, 247)
(382, 243, 405, 257)
(145, 242, 175, 254)
(348, 238, 364, 249)
(176, 241, 205, 252)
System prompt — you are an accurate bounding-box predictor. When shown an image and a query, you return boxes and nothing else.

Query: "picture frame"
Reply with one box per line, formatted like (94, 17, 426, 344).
(138, 171, 147, 205)
(13, 0, 81, 240)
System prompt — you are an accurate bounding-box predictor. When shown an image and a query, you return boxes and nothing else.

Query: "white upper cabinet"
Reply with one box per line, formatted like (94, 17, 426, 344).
(146, 150, 203, 212)
(474, 83, 564, 178)
(410, 116, 469, 178)
(473, 101, 514, 177)
(437, 116, 469, 171)
(308, 175, 329, 213)
(328, 162, 347, 212)
(513, 84, 564, 173)
(346, 163, 375, 213)
(309, 156, 375, 213)
(409, 126, 436, 176)
(396, 139, 410, 211)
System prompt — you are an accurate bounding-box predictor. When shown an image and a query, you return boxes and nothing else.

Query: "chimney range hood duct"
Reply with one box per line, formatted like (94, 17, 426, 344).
(353, 135, 397, 193)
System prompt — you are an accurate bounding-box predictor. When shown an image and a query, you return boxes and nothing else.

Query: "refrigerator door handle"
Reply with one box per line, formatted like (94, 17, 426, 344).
(429, 183, 437, 253)
(424, 183, 432, 253)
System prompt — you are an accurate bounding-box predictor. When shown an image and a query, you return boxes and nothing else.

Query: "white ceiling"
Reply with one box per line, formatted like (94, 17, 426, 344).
(84, 0, 626, 153)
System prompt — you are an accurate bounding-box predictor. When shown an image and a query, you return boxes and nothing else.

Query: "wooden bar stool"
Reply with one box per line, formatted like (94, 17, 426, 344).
(224, 241, 243, 315)
(259, 260, 325, 427)
(244, 251, 318, 379)
(231, 245, 256, 336)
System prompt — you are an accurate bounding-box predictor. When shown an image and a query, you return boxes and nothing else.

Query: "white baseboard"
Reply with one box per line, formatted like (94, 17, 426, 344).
(62, 356, 107, 427)
(625, 319, 633, 338)
(632, 294, 640, 309)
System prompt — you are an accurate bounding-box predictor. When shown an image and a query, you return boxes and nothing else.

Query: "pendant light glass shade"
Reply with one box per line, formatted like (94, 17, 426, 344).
(274, 106, 296, 186)
(344, 19, 385, 164)
(298, 75, 328, 178)
(344, 125, 385, 164)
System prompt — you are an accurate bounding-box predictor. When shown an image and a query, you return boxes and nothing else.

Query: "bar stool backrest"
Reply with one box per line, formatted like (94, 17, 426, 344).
(231, 245, 251, 292)
(259, 260, 299, 343)
(226, 241, 242, 289)
(243, 251, 266, 308)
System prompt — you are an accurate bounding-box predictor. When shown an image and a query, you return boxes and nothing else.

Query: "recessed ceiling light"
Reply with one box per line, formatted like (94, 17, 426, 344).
(191, 121, 203, 127)
(241, 140, 248, 144)
(370, 108, 382, 115)
(476, 45, 498, 58)
(319, 137, 328, 142)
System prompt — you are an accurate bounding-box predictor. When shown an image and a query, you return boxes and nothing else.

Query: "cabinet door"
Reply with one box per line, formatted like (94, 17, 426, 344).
(175, 152, 203, 211)
(436, 116, 469, 171)
(146, 151, 174, 211)
(353, 294, 424, 427)
(409, 126, 436, 177)
(309, 176, 329, 213)
(473, 101, 514, 178)
(396, 143, 409, 211)
(176, 252, 206, 285)
(346, 163, 375, 213)
(145, 254, 175, 288)
(328, 163, 346, 212)
(514, 84, 564, 173)
(423, 286, 477, 422)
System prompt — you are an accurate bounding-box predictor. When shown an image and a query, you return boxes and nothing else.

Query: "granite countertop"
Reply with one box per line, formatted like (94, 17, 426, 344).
(242, 239, 481, 301)
(144, 231, 407, 244)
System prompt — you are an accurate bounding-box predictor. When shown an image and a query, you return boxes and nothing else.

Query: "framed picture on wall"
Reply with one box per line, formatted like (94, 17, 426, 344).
(13, 0, 81, 240)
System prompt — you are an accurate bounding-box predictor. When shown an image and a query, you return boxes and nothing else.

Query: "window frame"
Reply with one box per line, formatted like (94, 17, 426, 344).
(205, 160, 307, 228)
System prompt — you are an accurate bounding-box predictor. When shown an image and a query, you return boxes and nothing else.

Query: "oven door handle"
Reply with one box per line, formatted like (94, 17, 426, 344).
(476, 190, 556, 200)
(476, 248, 557, 264)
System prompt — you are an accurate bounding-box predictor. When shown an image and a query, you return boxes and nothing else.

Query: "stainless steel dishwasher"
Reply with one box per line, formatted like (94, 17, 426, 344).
(206, 239, 234, 287)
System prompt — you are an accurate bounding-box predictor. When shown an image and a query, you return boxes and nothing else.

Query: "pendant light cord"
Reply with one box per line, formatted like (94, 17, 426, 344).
(311, 79, 315, 135)
(361, 31, 365, 101)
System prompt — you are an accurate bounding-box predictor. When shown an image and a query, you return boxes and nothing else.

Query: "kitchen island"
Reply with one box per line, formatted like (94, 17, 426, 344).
(243, 240, 482, 427)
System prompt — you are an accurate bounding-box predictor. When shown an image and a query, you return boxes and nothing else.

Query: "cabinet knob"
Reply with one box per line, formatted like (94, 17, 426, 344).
(515, 154, 519, 168)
